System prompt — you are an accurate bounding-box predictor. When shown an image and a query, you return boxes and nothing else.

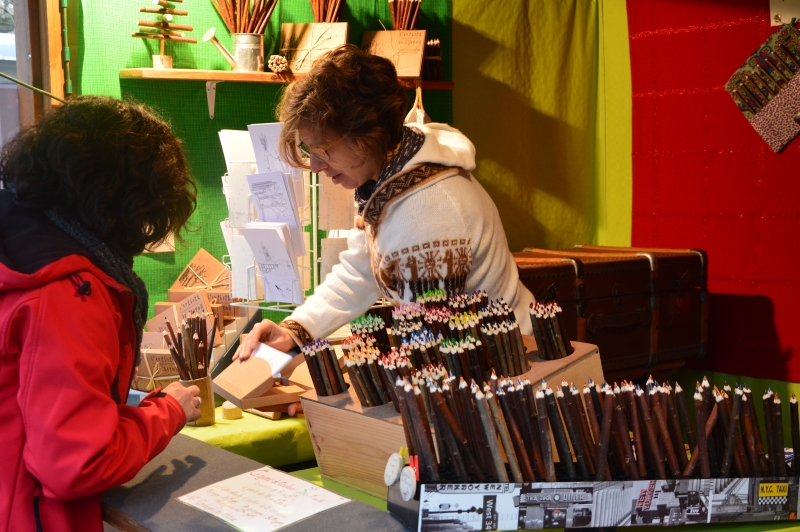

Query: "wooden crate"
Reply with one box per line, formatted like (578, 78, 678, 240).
(302, 338, 605, 500)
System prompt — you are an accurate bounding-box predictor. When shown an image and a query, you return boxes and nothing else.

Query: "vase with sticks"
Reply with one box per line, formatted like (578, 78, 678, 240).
(133, 0, 198, 69)
(205, 0, 279, 71)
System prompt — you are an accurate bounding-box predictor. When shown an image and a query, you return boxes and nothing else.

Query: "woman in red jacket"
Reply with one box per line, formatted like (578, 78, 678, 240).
(0, 96, 201, 531)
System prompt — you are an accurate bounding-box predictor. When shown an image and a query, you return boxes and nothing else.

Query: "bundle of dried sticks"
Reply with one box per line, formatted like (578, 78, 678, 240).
(211, 0, 278, 34)
(388, 0, 421, 30)
(310, 0, 344, 23)
(398, 372, 798, 484)
(162, 312, 218, 380)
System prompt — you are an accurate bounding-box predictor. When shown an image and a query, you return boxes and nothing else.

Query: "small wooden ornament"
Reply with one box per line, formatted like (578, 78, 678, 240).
(222, 400, 243, 420)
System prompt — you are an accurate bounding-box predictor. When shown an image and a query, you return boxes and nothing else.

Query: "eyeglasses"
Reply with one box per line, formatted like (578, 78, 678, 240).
(297, 140, 331, 162)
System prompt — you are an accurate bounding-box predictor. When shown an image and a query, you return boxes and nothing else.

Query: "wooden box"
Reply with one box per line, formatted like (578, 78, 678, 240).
(302, 338, 604, 500)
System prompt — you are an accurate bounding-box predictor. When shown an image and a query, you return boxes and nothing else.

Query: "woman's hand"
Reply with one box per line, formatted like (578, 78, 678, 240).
(233, 321, 295, 361)
(163, 382, 202, 423)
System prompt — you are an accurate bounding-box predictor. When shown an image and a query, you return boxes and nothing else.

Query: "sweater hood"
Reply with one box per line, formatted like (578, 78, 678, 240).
(0, 189, 107, 291)
(405, 123, 476, 172)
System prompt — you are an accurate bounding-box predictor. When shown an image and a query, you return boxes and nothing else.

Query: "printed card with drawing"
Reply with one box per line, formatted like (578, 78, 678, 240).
(280, 23, 348, 74)
(361, 30, 426, 78)
(228, 232, 259, 300)
(171, 248, 229, 291)
(223, 163, 256, 228)
(246, 172, 305, 256)
(178, 466, 349, 532)
(247, 123, 292, 175)
(240, 223, 298, 280)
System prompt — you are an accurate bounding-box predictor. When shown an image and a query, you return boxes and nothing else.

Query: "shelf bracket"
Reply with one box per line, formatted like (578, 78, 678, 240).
(206, 81, 221, 119)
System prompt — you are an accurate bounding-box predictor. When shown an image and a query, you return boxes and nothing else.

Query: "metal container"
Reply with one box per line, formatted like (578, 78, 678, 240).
(231, 33, 264, 72)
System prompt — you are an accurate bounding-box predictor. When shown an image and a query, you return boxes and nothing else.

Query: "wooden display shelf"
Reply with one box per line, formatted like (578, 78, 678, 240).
(302, 337, 604, 500)
(119, 68, 454, 89)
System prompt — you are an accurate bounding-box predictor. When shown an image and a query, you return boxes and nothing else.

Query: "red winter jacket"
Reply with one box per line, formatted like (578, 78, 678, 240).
(0, 194, 186, 531)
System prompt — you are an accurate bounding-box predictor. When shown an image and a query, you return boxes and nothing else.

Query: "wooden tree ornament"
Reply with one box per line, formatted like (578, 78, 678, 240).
(133, 0, 198, 69)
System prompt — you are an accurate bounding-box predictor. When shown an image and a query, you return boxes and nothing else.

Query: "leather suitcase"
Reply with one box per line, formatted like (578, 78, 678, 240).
(514, 246, 708, 379)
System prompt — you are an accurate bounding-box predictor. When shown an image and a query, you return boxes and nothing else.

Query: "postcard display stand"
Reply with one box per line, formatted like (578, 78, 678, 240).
(302, 337, 604, 501)
(220, 148, 355, 316)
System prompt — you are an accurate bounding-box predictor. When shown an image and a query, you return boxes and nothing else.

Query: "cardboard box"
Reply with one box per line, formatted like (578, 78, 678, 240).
(171, 248, 229, 291)
(302, 338, 604, 500)
(212, 347, 307, 409)
(133, 348, 180, 392)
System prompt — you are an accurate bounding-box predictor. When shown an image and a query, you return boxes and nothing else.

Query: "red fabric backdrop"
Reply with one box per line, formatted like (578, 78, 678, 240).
(627, 1, 800, 381)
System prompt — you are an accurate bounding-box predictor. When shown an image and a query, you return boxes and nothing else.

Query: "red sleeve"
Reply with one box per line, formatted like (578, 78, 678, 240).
(16, 273, 186, 501)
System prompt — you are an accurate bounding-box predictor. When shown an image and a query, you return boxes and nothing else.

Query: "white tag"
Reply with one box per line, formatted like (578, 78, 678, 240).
(253, 343, 294, 378)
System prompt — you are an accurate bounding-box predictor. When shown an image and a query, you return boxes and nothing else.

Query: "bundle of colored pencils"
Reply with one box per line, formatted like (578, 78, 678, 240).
(423, 38, 441, 81)
(210, 0, 278, 34)
(162, 312, 217, 380)
(310, 0, 344, 23)
(301, 339, 347, 396)
(529, 300, 574, 360)
(388, 0, 421, 30)
(397, 371, 799, 484)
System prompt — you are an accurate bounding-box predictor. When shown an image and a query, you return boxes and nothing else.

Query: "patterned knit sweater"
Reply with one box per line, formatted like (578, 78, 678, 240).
(281, 123, 534, 345)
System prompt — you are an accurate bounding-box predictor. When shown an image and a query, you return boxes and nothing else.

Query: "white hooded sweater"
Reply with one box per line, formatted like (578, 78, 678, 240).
(281, 123, 534, 345)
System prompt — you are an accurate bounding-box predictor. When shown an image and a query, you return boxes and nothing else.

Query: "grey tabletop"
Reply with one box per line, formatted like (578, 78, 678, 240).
(102, 434, 409, 532)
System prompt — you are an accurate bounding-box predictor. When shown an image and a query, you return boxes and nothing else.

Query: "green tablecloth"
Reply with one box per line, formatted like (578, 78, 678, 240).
(180, 406, 315, 467)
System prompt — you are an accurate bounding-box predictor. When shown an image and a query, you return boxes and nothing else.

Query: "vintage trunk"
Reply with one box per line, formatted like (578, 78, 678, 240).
(515, 246, 707, 379)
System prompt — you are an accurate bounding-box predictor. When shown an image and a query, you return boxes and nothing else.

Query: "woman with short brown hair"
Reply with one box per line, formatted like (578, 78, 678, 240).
(238, 45, 533, 357)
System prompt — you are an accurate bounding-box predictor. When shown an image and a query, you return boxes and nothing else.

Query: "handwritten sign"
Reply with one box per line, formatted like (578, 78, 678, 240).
(280, 23, 348, 74)
(362, 30, 426, 78)
(178, 466, 349, 532)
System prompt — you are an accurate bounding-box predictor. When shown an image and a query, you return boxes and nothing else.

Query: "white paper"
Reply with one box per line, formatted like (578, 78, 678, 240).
(320, 237, 348, 283)
(228, 232, 258, 299)
(247, 122, 293, 175)
(220, 221, 233, 253)
(223, 163, 257, 228)
(219, 130, 256, 174)
(178, 466, 349, 532)
(318, 171, 354, 230)
(253, 343, 294, 377)
(246, 172, 305, 256)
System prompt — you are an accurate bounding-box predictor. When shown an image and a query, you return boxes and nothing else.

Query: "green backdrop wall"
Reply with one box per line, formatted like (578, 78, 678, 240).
(71, 0, 452, 316)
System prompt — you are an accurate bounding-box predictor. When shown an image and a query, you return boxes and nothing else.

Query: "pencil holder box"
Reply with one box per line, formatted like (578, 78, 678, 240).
(389, 476, 800, 531)
(302, 338, 604, 500)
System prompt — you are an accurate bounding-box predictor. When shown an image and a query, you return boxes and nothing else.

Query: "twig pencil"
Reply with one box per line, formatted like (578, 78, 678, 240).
(462, 378, 491, 475)
(431, 384, 485, 480)
(622, 383, 647, 478)
(162, 330, 190, 380)
(583, 385, 611, 481)
(612, 390, 639, 479)
(595, 388, 615, 481)
(720, 388, 746, 477)
(700, 378, 720, 476)
(665, 384, 688, 470)
(744, 385, 768, 474)
(558, 388, 589, 478)
(516, 381, 546, 479)
(650, 386, 681, 477)
(488, 389, 523, 482)
(344, 359, 369, 406)
(724, 388, 750, 477)
(405, 383, 438, 480)
(740, 393, 762, 477)
(694, 387, 711, 478)
(394, 378, 418, 459)
(674, 383, 697, 457)
(763, 390, 776, 475)
(773, 393, 787, 476)
(683, 398, 719, 477)
(473, 388, 508, 482)
(546, 385, 576, 479)
(792, 394, 800, 474)
(572, 384, 597, 475)
(498, 388, 536, 480)
(534, 389, 557, 481)
(636, 385, 667, 479)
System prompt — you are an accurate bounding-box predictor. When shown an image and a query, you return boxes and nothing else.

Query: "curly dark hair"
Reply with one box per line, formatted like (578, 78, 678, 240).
(0, 95, 196, 257)
(277, 44, 408, 169)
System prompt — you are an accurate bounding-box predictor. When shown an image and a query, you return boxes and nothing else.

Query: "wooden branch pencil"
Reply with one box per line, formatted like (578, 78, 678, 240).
(773, 393, 787, 476)
(516, 381, 546, 479)
(571, 384, 597, 476)
(674, 382, 697, 454)
(558, 387, 590, 478)
(595, 387, 615, 481)
(763, 389, 776, 475)
(694, 387, 711, 478)
(430, 383, 484, 480)
(497, 387, 536, 480)
(665, 384, 689, 470)
(792, 394, 800, 474)
(612, 389, 639, 479)
(583, 384, 611, 481)
(622, 382, 647, 478)
(636, 385, 667, 479)
(535, 388, 556, 481)
(474, 389, 508, 482)
(683, 395, 719, 477)
(488, 389, 523, 482)
(744, 385, 768, 474)
(740, 392, 763, 477)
